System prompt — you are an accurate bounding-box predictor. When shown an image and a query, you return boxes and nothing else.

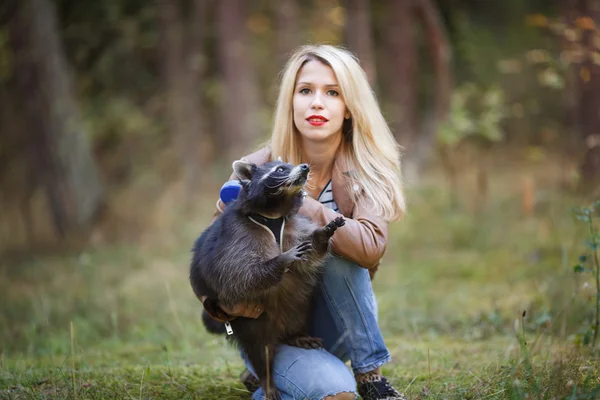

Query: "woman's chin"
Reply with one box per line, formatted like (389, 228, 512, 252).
(298, 129, 342, 143)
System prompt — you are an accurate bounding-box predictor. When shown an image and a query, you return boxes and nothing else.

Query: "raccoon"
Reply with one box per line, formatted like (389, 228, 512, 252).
(189, 159, 345, 399)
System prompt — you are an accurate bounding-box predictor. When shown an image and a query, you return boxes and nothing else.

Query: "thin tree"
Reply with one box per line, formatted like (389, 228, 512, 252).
(384, 0, 452, 183)
(560, 0, 600, 194)
(157, 0, 208, 197)
(576, 1, 600, 193)
(217, 0, 260, 159)
(8, 0, 104, 237)
(344, 0, 377, 85)
(275, 0, 301, 70)
(385, 0, 418, 166)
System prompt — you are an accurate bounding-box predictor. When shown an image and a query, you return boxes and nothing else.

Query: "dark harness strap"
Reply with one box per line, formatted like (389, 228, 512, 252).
(248, 213, 285, 247)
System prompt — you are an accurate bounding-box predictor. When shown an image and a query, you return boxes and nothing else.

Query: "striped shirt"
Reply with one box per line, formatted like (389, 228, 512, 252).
(317, 180, 339, 212)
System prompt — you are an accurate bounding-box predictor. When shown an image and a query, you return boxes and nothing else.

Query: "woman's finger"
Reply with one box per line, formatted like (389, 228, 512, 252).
(223, 302, 246, 316)
(248, 303, 263, 319)
(223, 302, 264, 318)
(220, 303, 236, 315)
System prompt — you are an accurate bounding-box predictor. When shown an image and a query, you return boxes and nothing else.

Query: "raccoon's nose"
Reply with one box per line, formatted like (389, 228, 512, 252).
(299, 164, 310, 172)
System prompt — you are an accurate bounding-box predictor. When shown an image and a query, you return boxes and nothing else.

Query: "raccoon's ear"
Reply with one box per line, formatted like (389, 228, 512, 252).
(276, 156, 282, 162)
(232, 160, 256, 181)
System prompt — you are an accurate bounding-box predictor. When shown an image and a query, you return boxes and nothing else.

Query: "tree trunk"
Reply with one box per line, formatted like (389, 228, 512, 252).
(561, 0, 600, 193)
(559, 0, 583, 149)
(438, 144, 459, 210)
(404, 0, 453, 183)
(385, 0, 452, 184)
(189, 0, 213, 171)
(344, 0, 377, 85)
(275, 0, 300, 70)
(578, 1, 600, 193)
(217, 0, 260, 159)
(157, 0, 207, 196)
(385, 0, 418, 155)
(8, 0, 104, 236)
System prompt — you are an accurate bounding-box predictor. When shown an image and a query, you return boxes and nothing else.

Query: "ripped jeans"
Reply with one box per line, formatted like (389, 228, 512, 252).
(242, 254, 392, 400)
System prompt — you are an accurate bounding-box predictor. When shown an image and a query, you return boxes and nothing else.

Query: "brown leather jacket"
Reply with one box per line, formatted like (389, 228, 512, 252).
(210, 147, 389, 279)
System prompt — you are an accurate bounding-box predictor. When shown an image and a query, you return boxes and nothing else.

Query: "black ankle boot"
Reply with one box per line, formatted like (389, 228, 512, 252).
(357, 375, 407, 400)
(240, 368, 260, 393)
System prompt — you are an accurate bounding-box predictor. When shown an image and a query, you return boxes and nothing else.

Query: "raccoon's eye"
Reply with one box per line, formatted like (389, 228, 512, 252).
(276, 167, 285, 173)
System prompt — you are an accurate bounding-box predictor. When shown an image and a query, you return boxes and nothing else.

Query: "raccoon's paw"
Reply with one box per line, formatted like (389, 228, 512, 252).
(284, 335, 323, 349)
(282, 240, 312, 262)
(333, 216, 346, 228)
(324, 217, 346, 235)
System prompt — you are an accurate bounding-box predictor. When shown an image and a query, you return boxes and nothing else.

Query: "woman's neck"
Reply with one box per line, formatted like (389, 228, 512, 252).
(300, 135, 342, 195)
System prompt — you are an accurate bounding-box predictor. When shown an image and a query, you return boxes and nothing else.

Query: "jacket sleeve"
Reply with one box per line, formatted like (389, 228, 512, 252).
(298, 196, 388, 270)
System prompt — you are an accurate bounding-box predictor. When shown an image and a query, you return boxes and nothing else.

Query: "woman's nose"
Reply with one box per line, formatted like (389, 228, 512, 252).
(310, 93, 324, 109)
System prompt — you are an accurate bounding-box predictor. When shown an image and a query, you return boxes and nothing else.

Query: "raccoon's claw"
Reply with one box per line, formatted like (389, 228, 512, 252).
(333, 216, 346, 228)
(285, 335, 323, 349)
(284, 240, 312, 262)
(324, 217, 346, 234)
(294, 240, 312, 259)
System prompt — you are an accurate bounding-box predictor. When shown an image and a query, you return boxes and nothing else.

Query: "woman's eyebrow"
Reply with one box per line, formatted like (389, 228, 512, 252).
(295, 82, 339, 87)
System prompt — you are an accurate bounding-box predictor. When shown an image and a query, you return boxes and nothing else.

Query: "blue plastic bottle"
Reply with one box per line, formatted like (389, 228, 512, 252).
(219, 180, 242, 204)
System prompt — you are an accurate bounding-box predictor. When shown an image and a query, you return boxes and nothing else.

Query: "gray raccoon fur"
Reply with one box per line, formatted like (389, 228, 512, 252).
(189, 159, 345, 399)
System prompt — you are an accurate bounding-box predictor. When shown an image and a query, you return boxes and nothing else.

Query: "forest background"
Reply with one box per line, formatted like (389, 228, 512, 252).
(1, 0, 600, 399)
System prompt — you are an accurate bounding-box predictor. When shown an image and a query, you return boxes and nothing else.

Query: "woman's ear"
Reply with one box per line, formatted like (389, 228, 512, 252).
(345, 110, 351, 120)
(232, 160, 256, 181)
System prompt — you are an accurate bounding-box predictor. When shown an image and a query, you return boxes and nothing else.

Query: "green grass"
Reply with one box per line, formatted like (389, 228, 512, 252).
(1, 160, 600, 399)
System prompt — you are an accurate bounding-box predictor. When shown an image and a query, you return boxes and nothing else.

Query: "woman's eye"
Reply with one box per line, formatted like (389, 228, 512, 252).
(327, 90, 339, 96)
(299, 88, 311, 95)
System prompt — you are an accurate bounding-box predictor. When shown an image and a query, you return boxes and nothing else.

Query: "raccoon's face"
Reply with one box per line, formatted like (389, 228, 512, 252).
(232, 159, 309, 217)
(257, 162, 310, 195)
(233, 160, 310, 196)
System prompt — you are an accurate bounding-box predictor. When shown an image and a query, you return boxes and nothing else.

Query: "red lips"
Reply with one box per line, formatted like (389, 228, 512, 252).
(307, 115, 328, 126)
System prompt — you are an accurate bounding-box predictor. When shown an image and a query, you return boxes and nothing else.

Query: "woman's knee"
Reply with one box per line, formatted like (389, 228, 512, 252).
(275, 347, 357, 399)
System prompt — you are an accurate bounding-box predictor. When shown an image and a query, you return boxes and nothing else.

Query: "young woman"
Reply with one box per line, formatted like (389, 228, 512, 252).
(204, 44, 406, 400)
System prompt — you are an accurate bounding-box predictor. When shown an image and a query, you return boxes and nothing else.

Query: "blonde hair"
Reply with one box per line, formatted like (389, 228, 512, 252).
(270, 44, 405, 221)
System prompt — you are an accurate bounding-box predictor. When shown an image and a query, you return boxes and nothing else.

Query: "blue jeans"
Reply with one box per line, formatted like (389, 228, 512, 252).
(242, 255, 392, 400)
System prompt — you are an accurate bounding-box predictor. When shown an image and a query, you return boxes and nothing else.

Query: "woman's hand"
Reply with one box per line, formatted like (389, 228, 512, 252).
(201, 296, 264, 320)
(221, 302, 264, 319)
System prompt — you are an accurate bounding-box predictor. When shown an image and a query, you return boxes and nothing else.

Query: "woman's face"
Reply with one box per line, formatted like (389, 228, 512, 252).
(293, 60, 348, 144)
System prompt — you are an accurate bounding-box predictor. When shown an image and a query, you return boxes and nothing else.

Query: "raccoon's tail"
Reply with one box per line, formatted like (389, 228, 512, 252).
(201, 310, 227, 335)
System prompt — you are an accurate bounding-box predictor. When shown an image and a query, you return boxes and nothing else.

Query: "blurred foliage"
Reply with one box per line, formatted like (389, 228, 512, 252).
(571, 201, 600, 348)
(1, 0, 589, 253)
(438, 83, 507, 147)
(0, 0, 568, 172)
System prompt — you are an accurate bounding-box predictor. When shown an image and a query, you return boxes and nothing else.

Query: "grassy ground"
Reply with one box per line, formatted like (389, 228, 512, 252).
(1, 153, 599, 399)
